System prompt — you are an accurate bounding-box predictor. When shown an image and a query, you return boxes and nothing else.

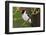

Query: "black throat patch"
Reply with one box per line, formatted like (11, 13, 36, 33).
(22, 10, 25, 14)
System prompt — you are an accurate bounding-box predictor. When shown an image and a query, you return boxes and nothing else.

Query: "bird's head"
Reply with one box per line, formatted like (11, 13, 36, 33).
(21, 10, 26, 14)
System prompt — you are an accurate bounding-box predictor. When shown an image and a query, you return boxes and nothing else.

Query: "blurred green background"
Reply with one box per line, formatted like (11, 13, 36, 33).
(13, 7, 31, 28)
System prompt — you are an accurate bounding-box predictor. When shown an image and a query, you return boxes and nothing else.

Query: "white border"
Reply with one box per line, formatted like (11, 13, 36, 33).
(9, 3, 43, 32)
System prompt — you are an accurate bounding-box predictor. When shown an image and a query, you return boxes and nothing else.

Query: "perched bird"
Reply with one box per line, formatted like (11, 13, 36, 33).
(21, 10, 32, 23)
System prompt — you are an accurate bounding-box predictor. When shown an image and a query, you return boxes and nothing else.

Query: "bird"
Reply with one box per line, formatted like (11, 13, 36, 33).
(21, 10, 32, 23)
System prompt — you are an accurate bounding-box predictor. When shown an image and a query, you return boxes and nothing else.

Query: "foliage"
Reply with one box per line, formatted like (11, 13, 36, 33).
(13, 7, 31, 28)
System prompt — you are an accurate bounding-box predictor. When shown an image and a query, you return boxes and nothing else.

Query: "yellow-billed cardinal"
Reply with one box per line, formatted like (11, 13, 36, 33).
(22, 10, 31, 23)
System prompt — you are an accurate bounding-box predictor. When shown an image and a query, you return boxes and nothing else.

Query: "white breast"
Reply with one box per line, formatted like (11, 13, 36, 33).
(22, 11, 29, 21)
(22, 11, 32, 23)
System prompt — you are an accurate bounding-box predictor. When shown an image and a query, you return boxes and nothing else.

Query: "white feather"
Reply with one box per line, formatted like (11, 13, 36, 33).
(22, 11, 31, 23)
(22, 11, 29, 21)
(28, 19, 31, 23)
